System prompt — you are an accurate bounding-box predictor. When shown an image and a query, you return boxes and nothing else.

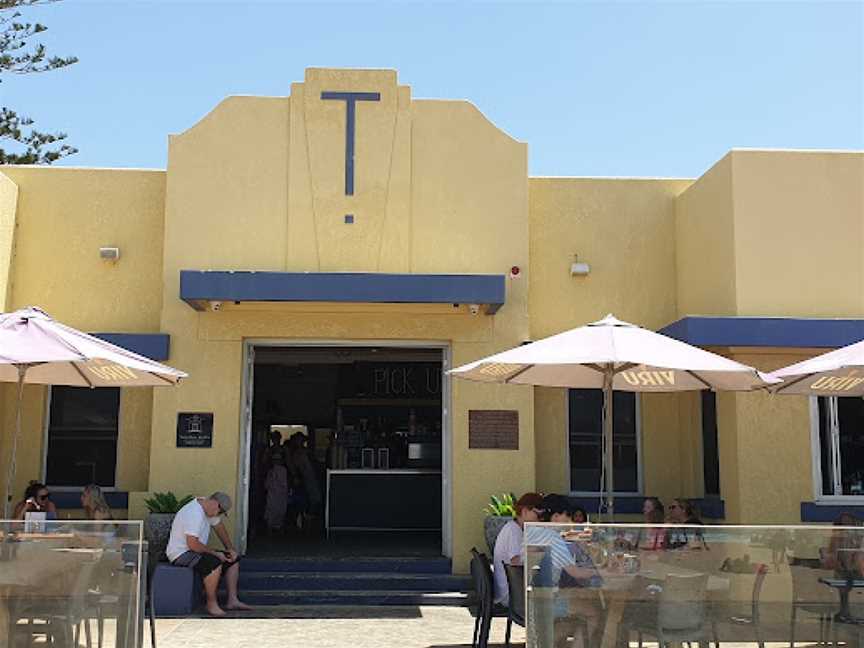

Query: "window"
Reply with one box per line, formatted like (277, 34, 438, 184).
(568, 389, 639, 493)
(815, 397, 864, 497)
(45, 387, 121, 487)
(701, 391, 721, 496)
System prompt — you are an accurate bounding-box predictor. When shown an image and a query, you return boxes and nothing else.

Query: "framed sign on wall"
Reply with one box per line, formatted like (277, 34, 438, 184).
(176, 412, 214, 448)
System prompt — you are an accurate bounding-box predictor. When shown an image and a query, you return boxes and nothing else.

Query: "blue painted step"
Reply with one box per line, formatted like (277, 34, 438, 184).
(239, 571, 471, 592)
(241, 557, 452, 574)
(240, 590, 471, 607)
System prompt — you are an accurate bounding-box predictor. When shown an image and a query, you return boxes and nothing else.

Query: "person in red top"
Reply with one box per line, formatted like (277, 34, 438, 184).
(640, 497, 667, 551)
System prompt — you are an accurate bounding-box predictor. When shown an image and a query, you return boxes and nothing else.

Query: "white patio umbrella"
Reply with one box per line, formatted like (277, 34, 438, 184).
(771, 339, 864, 396)
(450, 314, 778, 517)
(0, 307, 187, 516)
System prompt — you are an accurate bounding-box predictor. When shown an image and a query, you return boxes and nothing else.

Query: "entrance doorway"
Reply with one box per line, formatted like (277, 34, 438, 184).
(240, 343, 449, 559)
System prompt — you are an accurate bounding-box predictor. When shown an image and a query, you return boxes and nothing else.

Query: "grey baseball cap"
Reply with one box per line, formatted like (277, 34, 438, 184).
(210, 491, 232, 516)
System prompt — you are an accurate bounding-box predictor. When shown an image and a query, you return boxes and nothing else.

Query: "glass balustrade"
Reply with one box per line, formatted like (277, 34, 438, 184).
(522, 523, 864, 647)
(1, 519, 144, 648)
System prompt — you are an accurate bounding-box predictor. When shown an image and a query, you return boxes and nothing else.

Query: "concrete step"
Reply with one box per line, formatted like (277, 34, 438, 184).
(238, 571, 471, 592)
(239, 589, 472, 607)
(241, 557, 452, 574)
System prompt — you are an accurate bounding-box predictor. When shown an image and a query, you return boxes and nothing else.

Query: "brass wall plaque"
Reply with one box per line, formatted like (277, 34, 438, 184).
(469, 409, 519, 450)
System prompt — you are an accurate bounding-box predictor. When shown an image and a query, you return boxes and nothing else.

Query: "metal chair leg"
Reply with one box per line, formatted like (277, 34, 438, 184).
(505, 616, 512, 648)
(472, 614, 480, 648)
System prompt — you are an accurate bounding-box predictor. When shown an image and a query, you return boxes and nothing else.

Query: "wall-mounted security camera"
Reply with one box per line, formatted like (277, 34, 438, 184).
(469, 304, 480, 315)
(210, 301, 223, 312)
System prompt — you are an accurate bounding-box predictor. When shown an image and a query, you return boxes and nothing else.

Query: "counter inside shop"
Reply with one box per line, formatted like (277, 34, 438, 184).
(325, 469, 442, 534)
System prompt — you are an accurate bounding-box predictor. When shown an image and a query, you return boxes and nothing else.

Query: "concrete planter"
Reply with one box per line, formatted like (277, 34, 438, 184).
(144, 513, 176, 563)
(484, 515, 512, 556)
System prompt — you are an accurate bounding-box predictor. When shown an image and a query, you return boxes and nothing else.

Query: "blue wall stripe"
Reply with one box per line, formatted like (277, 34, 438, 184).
(52, 490, 129, 510)
(92, 333, 170, 361)
(800, 502, 864, 523)
(660, 316, 864, 348)
(179, 271, 506, 314)
(568, 496, 724, 519)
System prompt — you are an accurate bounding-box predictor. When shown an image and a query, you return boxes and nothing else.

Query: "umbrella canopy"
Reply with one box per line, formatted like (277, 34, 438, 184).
(0, 307, 186, 386)
(0, 307, 187, 516)
(450, 314, 778, 516)
(771, 339, 864, 396)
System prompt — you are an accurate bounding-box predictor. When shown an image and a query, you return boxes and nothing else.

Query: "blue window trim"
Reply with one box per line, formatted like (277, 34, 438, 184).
(91, 333, 170, 361)
(568, 496, 724, 519)
(51, 490, 129, 510)
(800, 501, 864, 523)
(659, 316, 864, 348)
(179, 271, 506, 314)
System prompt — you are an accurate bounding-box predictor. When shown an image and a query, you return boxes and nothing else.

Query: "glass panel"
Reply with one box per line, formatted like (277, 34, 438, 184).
(524, 522, 864, 648)
(837, 397, 864, 496)
(817, 397, 834, 496)
(46, 387, 120, 487)
(0, 519, 144, 648)
(569, 390, 638, 493)
(700, 391, 720, 496)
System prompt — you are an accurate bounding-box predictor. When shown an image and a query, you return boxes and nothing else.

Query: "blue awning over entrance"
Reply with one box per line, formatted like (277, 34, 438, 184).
(179, 271, 506, 314)
(660, 316, 864, 348)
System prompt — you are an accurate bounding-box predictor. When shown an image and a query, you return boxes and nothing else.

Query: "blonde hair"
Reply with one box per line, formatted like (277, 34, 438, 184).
(83, 484, 113, 520)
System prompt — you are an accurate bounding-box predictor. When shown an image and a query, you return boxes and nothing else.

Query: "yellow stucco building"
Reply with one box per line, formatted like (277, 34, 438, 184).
(1, 68, 862, 573)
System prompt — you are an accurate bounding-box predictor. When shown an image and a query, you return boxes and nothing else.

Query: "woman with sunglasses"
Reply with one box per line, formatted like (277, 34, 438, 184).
(13, 481, 58, 520)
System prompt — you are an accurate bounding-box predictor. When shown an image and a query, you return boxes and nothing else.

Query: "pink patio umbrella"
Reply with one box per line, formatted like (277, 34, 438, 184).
(771, 339, 864, 396)
(0, 307, 187, 516)
(450, 314, 778, 517)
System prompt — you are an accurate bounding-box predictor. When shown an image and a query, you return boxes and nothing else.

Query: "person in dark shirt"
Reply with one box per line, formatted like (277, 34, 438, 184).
(666, 498, 706, 549)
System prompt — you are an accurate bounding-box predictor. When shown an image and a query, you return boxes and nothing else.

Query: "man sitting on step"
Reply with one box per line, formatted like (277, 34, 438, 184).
(166, 492, 253, 616)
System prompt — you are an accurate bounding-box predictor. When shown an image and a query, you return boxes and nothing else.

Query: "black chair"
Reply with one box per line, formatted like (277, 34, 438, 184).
(468, 549, 486, 648)
(503, 563, 526, 647)
(469, 547, 508, 648)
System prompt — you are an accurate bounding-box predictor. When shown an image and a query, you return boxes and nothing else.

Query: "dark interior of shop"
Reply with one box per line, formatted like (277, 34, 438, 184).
(246, 346, 444, 558)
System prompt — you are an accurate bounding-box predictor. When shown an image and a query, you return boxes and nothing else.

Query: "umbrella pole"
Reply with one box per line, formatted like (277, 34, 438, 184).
(603, 367, 614, 521)
(4, 365, 27, 519)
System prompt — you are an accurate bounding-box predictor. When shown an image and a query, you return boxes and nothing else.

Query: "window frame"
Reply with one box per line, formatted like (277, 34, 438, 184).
(699, 390, 721, 497)
(41, 386, 123, 492)
(566, 390, 643, 497)
(810, 396, 864, 505)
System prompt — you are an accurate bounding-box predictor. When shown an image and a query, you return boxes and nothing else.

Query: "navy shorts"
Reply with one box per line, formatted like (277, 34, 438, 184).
(172, 550, 240, 577)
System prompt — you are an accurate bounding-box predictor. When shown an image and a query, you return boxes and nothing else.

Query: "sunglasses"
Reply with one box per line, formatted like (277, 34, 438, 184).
(37, 493, 50, 501)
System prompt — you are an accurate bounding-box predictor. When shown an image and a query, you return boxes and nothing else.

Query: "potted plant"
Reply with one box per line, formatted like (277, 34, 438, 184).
(143, 492, 193, 563)
(483, 493, 515, 555)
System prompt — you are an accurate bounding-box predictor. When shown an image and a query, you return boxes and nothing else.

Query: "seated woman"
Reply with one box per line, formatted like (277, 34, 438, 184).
(639, 497, 667, 551)
(821, 512, 864, 577)
(81, 484, 114, 521)
(13, 481, 57, 520)
(571, 506, 588, 524)
(666, 498, 706, 549)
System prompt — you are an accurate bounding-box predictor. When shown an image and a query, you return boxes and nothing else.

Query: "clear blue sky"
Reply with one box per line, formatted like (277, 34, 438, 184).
(3, 0, 862, 177)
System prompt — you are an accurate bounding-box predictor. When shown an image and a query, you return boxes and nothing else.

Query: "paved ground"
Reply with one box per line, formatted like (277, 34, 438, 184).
(143, 606, 524, 648)
(136, 607, 836, 648)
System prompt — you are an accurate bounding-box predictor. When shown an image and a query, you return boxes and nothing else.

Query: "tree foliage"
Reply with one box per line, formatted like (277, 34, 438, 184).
(0, 0, 77, 164)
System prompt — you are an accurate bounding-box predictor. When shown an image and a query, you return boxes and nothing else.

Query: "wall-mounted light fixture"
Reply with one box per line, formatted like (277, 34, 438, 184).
(570, 254, 590, 277)
(99, 247, 120, 261)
